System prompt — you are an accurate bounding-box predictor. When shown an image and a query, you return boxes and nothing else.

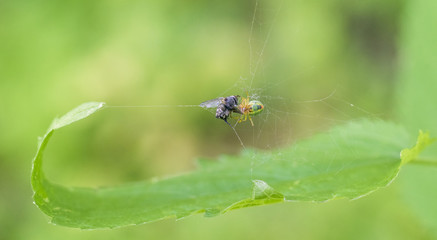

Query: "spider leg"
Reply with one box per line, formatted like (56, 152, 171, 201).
(230, 111, 243, 119)
(233, 114, 244, 128)
(230, 115, 238, 119)
(248, 115, 254, 127)
(238, 113, 247, 123)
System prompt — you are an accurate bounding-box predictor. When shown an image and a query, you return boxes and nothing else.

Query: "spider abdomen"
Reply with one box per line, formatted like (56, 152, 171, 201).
(248, 100, 264, 115)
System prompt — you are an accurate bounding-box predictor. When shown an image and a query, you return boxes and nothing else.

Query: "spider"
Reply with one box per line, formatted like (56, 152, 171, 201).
(236, 95, 264, 126)
(200, 95, 264, 127)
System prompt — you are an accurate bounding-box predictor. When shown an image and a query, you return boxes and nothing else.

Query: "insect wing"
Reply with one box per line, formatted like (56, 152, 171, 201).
(199, 97, 223, 108)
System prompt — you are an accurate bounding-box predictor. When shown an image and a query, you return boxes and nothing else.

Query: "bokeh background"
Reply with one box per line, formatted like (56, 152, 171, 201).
(1, 0, 435, 239)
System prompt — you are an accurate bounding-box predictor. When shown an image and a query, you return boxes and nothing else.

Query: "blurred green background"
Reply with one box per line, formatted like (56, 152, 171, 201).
(1, 0, 435, 239)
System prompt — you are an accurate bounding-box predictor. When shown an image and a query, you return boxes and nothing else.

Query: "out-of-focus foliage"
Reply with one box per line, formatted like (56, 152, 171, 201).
(1, 0, 436, 239)
(396, 0, 437, 235)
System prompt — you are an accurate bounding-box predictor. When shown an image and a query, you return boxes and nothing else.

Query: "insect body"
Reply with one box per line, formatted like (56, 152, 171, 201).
(214, 95, 242, 126)
(200, 95, 264, 127)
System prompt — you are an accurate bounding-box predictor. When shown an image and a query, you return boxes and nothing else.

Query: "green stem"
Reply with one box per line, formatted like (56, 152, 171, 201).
(410, 158, 437, 167)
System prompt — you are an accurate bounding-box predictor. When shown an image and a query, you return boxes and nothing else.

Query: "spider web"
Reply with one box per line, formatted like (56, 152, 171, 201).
(203, 0, 378, 153)
(99, 0, 380, 183)
(104, 0, 378, 151)
(36, 0, 393, 193)
(213, 0, 382, 182)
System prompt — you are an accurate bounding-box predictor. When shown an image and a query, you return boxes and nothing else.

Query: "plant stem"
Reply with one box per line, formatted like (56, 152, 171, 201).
(410, 158, 437, 167)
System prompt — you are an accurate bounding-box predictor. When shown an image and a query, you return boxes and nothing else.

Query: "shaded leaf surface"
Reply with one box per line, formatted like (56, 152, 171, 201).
(32, 102, 417, 229)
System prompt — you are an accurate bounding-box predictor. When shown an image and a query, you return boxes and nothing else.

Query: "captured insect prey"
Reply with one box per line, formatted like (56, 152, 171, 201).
(200, 95, 264, 127)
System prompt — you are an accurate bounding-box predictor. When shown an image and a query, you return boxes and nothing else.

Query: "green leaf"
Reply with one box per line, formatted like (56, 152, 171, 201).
(32, 103, 419, 229)
(396, 0, 437, 233)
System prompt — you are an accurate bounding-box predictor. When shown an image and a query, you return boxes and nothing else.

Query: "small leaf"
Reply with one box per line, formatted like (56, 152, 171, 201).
(32, 103, 425, 229)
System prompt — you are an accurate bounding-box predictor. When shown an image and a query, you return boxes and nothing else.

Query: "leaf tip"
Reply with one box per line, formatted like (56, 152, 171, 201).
(48, 102, 106, 131)
(401, 130, 436, 165)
